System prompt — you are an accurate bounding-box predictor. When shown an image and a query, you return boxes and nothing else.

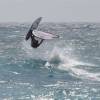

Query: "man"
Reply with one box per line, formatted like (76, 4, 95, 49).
(30, 31, 44, 48)
(26, 29, 44, 48)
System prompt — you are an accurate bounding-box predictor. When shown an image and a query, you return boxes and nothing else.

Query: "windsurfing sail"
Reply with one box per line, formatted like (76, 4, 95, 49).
(25, 17, 42, 40)
(25, 17, 59, 41)
(32, 30, 59, 40)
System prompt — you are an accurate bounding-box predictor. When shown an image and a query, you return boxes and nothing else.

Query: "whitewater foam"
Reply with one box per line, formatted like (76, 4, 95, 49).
(46, 46, 100, 81)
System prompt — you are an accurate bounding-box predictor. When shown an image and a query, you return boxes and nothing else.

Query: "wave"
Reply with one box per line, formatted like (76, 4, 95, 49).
(21, 39, 100, 81)
(45, 46, 100, 81)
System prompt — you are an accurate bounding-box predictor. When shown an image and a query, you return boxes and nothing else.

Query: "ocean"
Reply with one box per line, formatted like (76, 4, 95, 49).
(0, 22, 100, 100)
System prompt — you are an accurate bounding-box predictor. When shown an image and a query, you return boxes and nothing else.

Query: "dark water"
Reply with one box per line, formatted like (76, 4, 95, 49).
(0, 22, 100, 100)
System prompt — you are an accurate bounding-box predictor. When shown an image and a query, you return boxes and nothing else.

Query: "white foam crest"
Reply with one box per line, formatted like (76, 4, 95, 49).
(7, 34, 17, 38)
(70, 67, 100, 81)
(48, 46, 87, 67)
(35, 96, 53, 100)
(46, 46, 100, 81)
(31, 94, 53, 100)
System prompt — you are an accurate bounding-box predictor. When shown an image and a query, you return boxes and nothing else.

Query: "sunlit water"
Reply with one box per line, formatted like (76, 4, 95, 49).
(0, 22, 100, 100)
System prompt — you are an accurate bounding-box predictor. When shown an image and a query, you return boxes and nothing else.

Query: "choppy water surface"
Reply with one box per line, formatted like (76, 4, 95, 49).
(0, 22, 100, 100)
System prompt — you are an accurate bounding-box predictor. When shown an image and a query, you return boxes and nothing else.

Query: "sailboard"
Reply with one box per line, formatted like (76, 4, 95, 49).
(25, 17, 42, 40)
(25, 17, 59, 40)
